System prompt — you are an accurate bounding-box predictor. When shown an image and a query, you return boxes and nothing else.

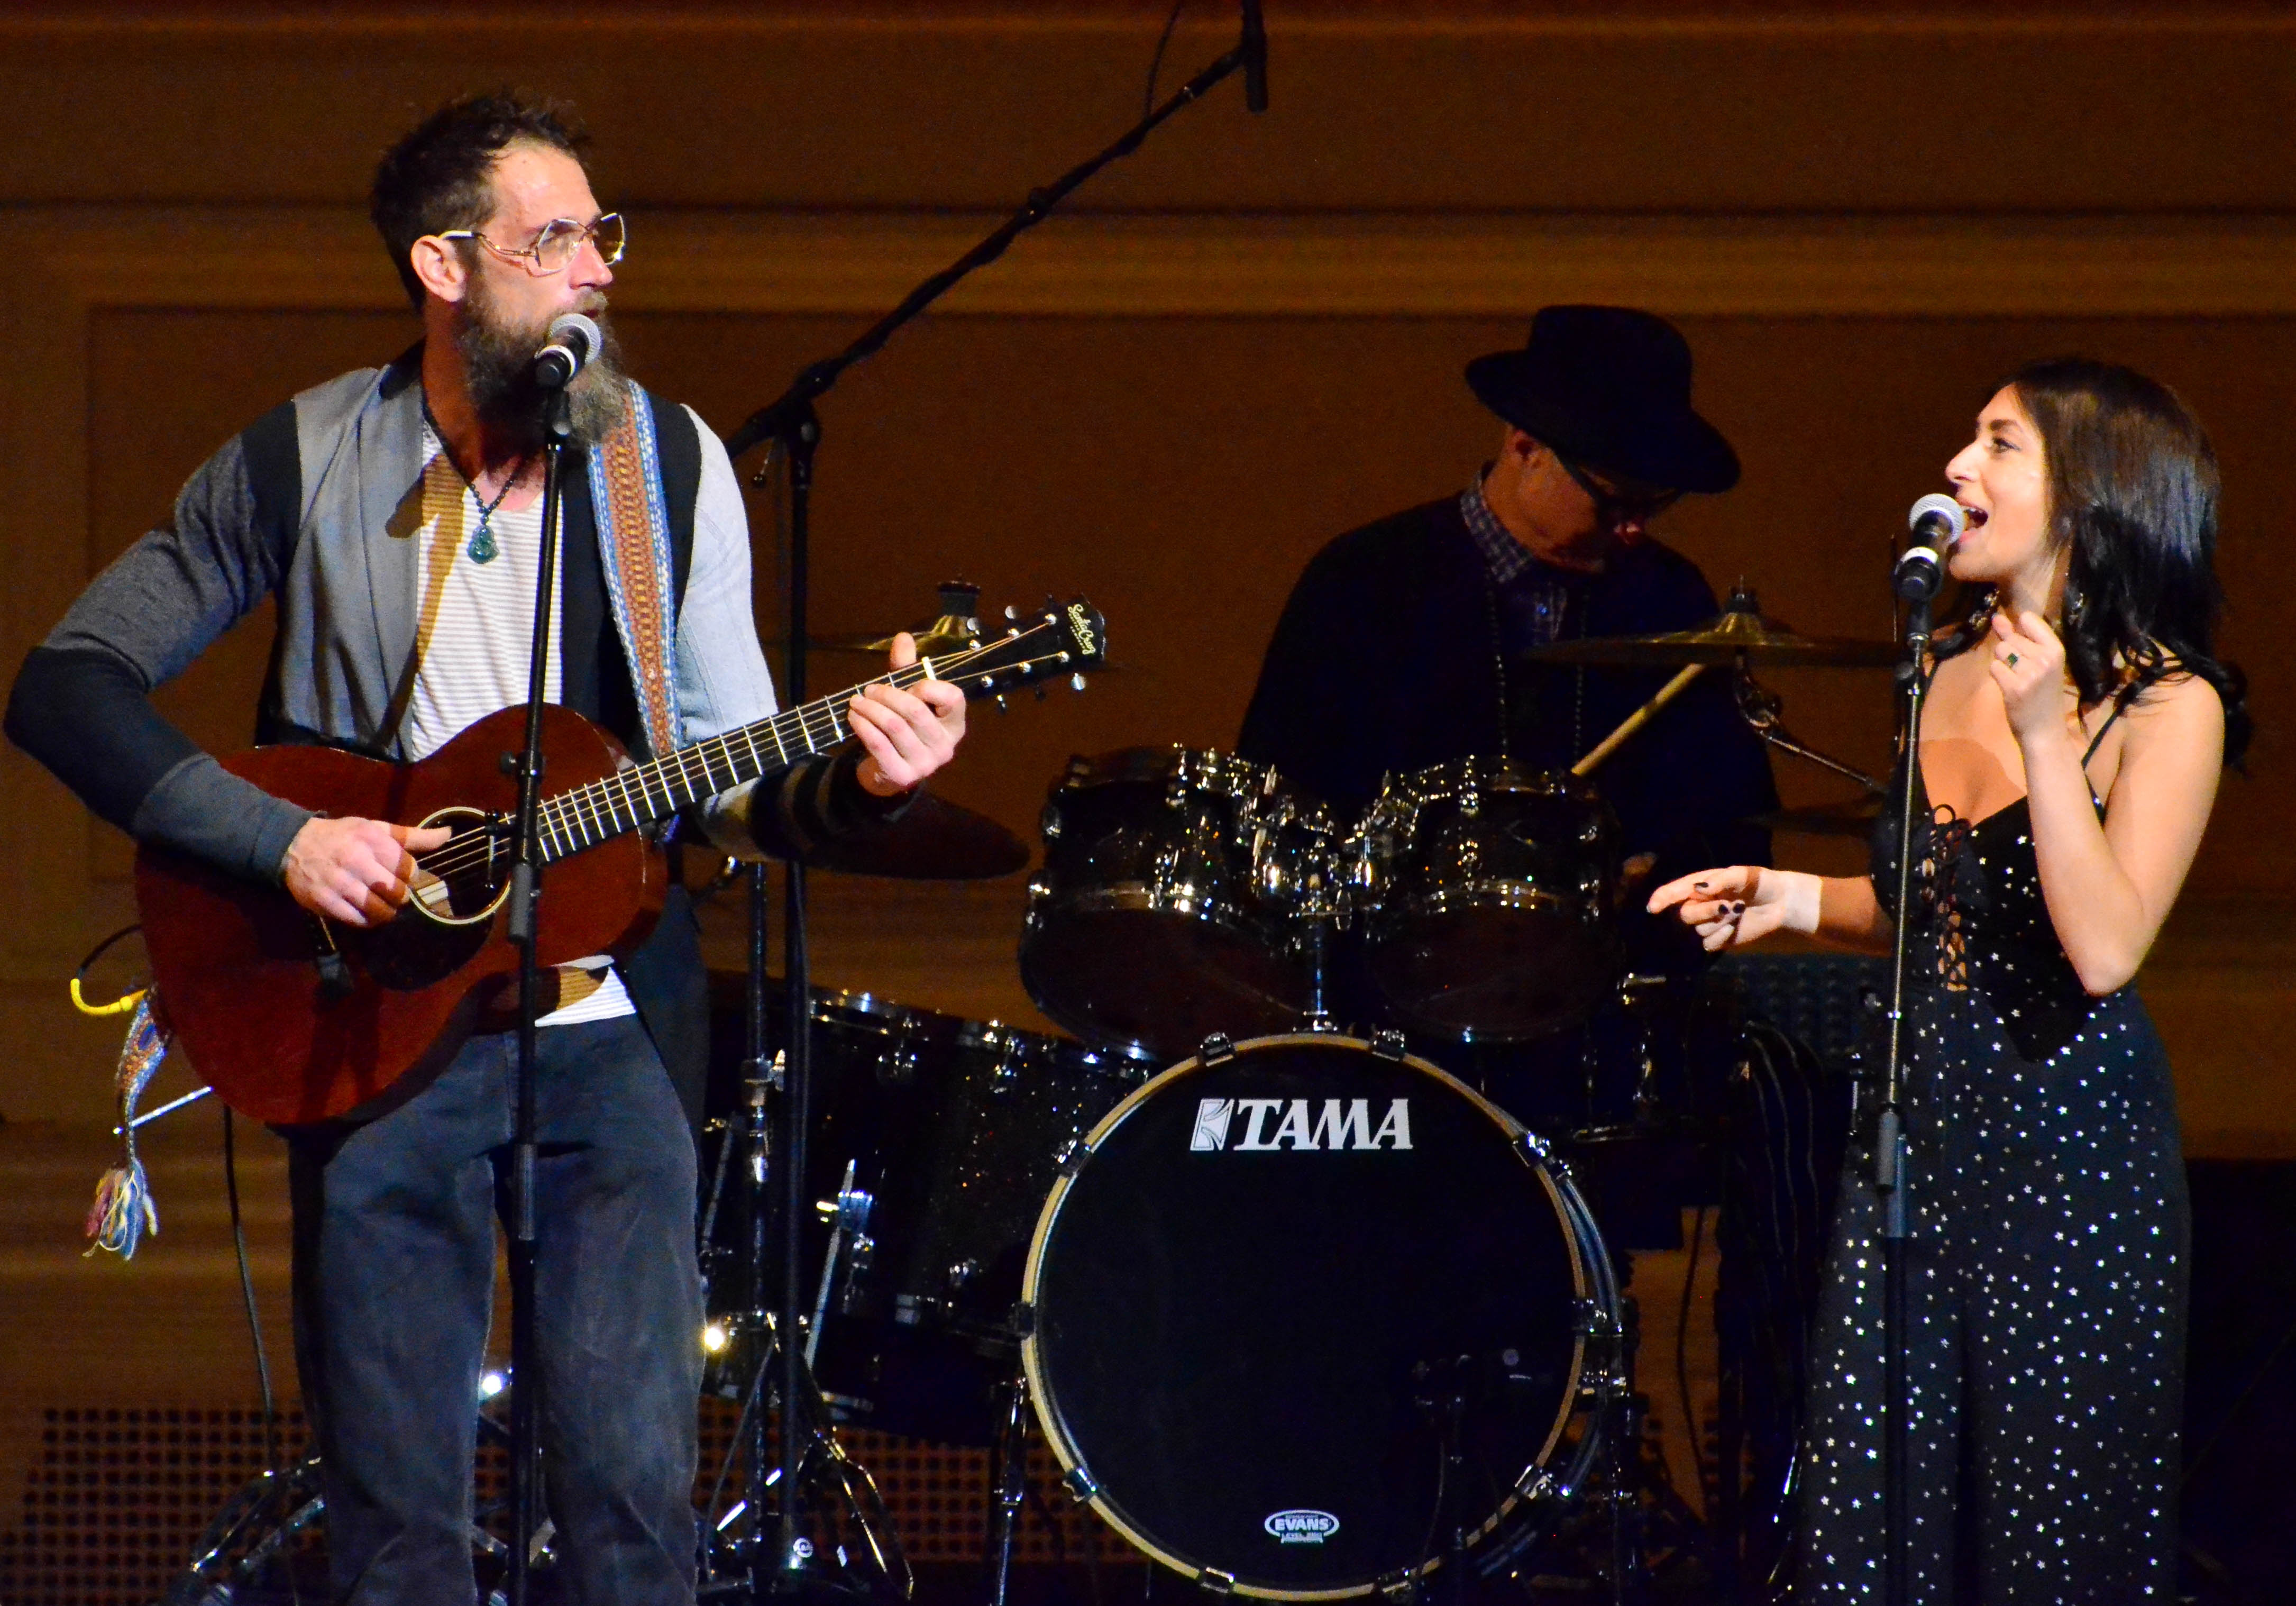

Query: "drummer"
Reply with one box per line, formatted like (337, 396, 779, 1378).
(1237, 306, 1778, 1135)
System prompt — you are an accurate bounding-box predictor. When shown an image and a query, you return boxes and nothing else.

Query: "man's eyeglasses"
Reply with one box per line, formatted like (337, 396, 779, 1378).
(1556, 455, 1681, 527)
(438, 213, 626, 276)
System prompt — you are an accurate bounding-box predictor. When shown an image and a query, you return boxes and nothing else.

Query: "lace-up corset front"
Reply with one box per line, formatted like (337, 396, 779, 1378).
(1871, 700, 2127, 1063)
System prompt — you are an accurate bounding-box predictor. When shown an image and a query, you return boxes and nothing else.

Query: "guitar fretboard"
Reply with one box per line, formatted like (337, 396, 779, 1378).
(531, 663, 931, 862)
(526, 612, 1079, 863)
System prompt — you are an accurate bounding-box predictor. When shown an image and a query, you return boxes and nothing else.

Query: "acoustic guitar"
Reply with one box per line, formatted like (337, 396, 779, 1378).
(134, 601, 1105, 1125)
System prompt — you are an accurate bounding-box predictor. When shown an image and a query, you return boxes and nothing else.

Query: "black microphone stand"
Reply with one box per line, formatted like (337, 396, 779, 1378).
(1875, 550, 1942, 1606)
(719, 23, 1264, 1602)
(506, 382, 575, 1605)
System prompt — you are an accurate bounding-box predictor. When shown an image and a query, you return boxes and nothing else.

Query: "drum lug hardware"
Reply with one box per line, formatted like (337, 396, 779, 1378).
(1375, 1568, 1422, 1603)
(1055, 1136, 1086, 1174)
(1515, 1130, 1555, 1165)
(1007, 1300, 1036, 1337)
(1063, 1465, 1101, 1504)
(1572, 1296, 1618, 1338)
(1197, 1034, 1235, 1065)
(1195, 1567, 1237, 1595)
(1370, 1029, 1407, 1062)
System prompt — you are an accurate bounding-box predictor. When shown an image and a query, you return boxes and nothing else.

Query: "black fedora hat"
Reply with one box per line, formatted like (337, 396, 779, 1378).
(1465, 305, 1740, 494)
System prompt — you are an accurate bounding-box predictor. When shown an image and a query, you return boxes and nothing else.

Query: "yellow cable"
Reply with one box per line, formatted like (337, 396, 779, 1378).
(70, 978, 147, 1018)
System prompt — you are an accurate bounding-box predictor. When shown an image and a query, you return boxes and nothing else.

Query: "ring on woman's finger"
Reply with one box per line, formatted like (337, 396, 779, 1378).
(2005, 651, 2019, 668)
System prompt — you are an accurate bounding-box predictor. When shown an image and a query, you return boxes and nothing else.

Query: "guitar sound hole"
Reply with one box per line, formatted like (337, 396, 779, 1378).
(351, 809, 509, 993)
(407, 810, 516, 926)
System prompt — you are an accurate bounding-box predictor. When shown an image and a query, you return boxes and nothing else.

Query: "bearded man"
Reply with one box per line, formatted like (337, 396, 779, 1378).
(5, 94, 966, 1603)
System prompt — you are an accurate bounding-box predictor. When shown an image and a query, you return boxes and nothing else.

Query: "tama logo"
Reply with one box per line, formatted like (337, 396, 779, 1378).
(1264, 1509, 1340, 1545)
(1190, 1098, 1412, 1152)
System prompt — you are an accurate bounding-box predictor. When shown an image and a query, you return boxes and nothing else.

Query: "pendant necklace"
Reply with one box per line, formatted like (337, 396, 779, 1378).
(426, 405, 527, 565)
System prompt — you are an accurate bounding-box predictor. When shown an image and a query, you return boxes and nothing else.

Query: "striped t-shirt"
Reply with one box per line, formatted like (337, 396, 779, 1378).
(404, 423, 631, 1027)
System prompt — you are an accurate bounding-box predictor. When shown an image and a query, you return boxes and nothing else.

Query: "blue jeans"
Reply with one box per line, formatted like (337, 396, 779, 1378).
(288, 1015, 703, 1604)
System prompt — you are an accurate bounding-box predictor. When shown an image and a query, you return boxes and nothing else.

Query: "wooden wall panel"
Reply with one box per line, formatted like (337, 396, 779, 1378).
(1, 7, 2290, 1151)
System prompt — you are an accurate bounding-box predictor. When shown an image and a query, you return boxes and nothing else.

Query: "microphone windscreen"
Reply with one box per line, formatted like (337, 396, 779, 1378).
(547, 312, 601, 364)
(1907, 492, 1966, 538)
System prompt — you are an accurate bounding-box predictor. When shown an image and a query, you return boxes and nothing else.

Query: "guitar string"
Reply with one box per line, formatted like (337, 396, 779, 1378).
(404, 624, 1074, 886)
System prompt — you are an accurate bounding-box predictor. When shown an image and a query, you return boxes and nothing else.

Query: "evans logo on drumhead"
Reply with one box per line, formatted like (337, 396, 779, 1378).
(1190, 1098, 1413, 1152)
(1264, 1510, 1341, 1545)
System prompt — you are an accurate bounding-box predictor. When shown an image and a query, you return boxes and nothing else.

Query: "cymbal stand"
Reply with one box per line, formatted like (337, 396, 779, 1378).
(718, 18, 1264, 1596)
(985, 1370, 1032, 1606)
(1731, 668, 1885, 795)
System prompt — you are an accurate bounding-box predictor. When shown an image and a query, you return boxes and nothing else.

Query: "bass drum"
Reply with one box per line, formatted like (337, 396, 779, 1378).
(1020, 1034, 1616, 1599)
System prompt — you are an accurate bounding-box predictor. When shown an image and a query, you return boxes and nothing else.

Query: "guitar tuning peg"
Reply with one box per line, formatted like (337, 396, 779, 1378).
(1071, 673, 1087, 692)
(995, 695, 1010, 714)
(1004, 604, 1018, 622)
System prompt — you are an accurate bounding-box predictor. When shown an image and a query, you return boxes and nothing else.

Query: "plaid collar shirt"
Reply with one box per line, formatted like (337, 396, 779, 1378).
(1460, 473, 1572, 649)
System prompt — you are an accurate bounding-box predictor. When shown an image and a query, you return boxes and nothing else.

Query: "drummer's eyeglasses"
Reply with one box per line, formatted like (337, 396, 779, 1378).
(438, 213, 626, 276)
(1556, 455, 1681, 527)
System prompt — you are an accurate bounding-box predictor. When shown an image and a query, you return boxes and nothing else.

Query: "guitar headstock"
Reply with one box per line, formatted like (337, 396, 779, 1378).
(936, 596, 1108, 701)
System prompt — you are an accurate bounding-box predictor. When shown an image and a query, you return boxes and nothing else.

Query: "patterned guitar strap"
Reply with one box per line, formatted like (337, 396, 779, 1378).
(586, 381, 684, 764)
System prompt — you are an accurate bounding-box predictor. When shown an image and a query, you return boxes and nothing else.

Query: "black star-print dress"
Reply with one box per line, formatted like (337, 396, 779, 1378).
(1795, 702, 2188, 1603)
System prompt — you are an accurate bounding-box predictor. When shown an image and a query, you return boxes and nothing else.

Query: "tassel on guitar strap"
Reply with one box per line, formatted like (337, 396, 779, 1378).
(86, 994, 169, 1258)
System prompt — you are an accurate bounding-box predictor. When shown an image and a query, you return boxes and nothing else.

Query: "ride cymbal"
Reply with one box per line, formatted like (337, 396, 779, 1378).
(1524, 587, 1897, 669)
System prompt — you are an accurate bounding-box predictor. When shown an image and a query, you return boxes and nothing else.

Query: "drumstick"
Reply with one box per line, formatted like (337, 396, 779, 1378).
(1571, 663, 1707, 777)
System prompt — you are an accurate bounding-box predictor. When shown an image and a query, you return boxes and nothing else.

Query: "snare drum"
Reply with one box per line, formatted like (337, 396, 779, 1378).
(1022, 747, 1343, 1058)
(1356, 758, 1621, 1042)
(1021, 1034, 1615, 1598)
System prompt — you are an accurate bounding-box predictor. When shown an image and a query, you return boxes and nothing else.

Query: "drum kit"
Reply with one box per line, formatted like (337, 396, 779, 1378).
(151, 585, 1886, 1605)
(679, 586, 1895, 1604)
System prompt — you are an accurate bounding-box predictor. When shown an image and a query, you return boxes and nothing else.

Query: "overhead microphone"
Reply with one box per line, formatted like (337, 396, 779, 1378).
(1241, 0, 1269, 114)
(1894, 492, 1968, 603)
(533, 312, 601, 390)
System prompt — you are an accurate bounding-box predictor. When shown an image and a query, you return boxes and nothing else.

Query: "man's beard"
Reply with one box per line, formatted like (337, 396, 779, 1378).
(456, 276, 629, 450)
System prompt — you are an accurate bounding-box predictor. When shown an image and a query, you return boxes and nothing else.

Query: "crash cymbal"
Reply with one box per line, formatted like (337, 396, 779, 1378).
(1525, 587, 1897, 669)
(803, 792, 1029, 880)
(777, 580, 987, 659)
(1749, 796, 1885, 837)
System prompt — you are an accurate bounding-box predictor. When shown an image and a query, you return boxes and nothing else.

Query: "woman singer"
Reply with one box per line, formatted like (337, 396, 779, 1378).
(1649, 358, 2247, 1600)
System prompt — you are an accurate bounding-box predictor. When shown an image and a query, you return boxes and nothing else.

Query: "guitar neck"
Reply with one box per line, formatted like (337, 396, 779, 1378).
(532, 663, 933, 864)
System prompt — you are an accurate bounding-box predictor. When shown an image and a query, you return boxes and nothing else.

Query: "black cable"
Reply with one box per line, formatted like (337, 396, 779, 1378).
(223, 1106, 300, 1604)
(1143, 0, 1189, 118)
(1675, 1203, 1710, 1517)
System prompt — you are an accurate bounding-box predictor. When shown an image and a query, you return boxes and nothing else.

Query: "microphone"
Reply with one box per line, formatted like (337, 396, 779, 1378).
(533, 312, 601, 390)
(1242, 0, 1268, 114)
(1894, 492, 1967, 603)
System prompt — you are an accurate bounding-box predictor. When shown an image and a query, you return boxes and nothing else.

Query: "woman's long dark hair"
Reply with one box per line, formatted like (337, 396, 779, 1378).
(1960, 357, 2250, 769)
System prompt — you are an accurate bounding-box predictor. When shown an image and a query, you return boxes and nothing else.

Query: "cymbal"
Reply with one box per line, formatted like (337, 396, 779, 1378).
(785, 579, 987, 659)
(803, 792, 1029, 880)
(1524, 588, 1897, 669)
(1749, 796, 1884, 837)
